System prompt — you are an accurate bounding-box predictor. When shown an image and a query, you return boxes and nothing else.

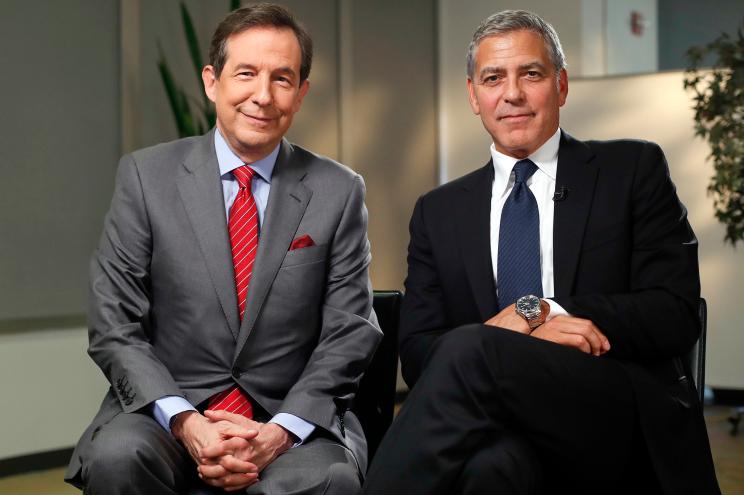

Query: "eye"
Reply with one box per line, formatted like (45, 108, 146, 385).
(236, 70, 255, 79)
(525, 70, 542, 79)
(481, 74, 501, 86)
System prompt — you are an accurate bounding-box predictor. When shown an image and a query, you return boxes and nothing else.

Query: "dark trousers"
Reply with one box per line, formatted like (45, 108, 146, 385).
(363, 324, 658, 495)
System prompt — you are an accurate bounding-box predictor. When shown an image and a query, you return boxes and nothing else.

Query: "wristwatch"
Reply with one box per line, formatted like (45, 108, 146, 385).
(515, 295, 549, 330)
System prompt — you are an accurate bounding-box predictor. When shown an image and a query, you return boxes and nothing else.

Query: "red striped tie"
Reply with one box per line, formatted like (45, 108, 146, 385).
(208, 165, 259, 419)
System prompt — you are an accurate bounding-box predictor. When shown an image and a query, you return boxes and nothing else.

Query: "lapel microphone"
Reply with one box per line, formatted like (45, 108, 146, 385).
(553, 186, 569, 202)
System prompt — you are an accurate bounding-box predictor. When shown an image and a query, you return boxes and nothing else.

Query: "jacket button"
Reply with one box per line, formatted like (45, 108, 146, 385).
(232, 367, 241, 378)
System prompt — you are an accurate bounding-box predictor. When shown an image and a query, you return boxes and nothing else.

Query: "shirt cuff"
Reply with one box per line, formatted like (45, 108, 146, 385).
(544, 298, 570, 321)
(152, 396, 196, 433)
(270, 413, 316, 447)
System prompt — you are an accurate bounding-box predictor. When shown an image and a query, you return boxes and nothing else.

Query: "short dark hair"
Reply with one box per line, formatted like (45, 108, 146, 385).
(209, 3, 313, 83)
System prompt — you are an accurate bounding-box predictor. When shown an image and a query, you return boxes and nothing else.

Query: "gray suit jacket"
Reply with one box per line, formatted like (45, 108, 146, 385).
(67, 130, 382, 480)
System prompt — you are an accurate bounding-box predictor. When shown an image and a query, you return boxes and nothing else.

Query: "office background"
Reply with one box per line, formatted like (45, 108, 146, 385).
(1, 0, 742, 473)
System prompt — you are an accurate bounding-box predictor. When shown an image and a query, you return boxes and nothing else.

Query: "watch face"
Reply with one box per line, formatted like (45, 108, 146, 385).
(516, 295, 540, 314)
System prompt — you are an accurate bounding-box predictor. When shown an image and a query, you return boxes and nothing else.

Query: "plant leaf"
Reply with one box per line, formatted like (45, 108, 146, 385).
(180, 2, 204, 88)
(684, 18, 744, 245)
(157, 44, 190, 137)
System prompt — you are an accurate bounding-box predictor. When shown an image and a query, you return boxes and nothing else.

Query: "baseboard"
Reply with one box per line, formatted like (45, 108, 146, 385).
(0, 447, 73, 478)
(712, 387, 744, 406)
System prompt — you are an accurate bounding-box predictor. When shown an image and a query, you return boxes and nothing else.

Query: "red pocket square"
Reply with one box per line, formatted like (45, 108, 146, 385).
(290, 234, 315, 251)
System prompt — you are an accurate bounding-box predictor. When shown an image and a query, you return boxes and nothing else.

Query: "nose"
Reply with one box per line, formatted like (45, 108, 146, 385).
(251, 74, 273, 107)
(503, 76, 524, 104)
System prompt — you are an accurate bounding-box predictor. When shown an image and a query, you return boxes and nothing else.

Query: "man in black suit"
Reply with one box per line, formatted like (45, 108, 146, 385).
(362, 9, 720, 495)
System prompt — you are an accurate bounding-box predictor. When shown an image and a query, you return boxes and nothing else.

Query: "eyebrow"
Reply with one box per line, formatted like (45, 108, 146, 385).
(232, 63, 298, 78)
(478, 61, 548, 78)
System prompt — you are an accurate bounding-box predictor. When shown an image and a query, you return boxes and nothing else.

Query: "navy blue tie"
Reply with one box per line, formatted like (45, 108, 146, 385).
(497, 159, 542, 310)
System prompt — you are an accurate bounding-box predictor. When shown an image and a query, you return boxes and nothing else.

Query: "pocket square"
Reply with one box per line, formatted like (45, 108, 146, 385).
(290, 234, 315, 251)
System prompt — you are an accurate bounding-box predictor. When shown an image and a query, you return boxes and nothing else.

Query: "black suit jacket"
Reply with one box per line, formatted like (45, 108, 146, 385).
(399, 131, 718, 494)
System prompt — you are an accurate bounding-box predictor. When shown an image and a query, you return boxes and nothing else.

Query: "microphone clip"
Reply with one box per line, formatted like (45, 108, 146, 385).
(553, 186, 569, 202)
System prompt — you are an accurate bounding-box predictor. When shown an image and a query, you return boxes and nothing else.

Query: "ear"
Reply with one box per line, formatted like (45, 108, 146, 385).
(292, 79, 310, 113)
(202, 65, 218, 103)
(467, 77, 481, 115)
(557, 68, 568, 107)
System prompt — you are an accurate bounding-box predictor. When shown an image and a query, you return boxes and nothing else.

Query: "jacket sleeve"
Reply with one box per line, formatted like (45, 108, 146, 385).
(398, 196, 455, 387)
(553, 142, 701, 361)
(87, 154, 184, 412)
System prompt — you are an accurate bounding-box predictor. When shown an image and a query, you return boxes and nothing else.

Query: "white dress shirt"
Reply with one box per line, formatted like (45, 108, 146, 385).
(489, 127, 568, 319)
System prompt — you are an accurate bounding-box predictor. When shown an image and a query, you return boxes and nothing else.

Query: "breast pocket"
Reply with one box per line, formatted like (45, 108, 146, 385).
(280, 243, 327, 269)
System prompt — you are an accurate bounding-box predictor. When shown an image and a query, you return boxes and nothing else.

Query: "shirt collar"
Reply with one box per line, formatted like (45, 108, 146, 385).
(490, 127, 561, 194)
(214, 128, 279, 184)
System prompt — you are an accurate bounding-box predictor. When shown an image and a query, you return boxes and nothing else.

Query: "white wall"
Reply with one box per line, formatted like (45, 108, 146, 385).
(0, 327, 108, 459)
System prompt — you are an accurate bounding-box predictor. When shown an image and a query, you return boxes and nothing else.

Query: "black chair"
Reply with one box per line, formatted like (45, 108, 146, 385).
(355, 290, 402, 462)
(684, 298, 708, 404)
(188, 290, 401, 494)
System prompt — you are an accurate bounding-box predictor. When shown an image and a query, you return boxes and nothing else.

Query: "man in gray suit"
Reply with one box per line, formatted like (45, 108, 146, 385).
(65, 4, 381, 494)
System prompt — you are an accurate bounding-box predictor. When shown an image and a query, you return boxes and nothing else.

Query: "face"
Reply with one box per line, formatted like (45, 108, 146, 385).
(203, 27, 309, 162)
(467, 29, 568, 159)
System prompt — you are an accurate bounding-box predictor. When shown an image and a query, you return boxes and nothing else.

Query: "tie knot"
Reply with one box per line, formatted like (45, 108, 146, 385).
(233, 165, 257, 189)
(513, 159, 538, 184)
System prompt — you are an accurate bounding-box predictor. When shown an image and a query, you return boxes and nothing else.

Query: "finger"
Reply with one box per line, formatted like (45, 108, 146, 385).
(564, 316, 610, 351)
(201, 436, 250, 458)
(548, 317, 605, 355)
(219, 425, 260, 440)
(567, 333, 592, 354)
(567, 325, 603, 355)
(199, 471, 257, 488)
(220, 454, 258, 473)
(198, 463, 230, 479)
(531, 325, 589, 353)
(595, 328, 611, 352)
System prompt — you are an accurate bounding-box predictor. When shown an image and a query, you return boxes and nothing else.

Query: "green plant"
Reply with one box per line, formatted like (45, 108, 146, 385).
(684, 22, 744, 245)
(157, 0, 241, 137)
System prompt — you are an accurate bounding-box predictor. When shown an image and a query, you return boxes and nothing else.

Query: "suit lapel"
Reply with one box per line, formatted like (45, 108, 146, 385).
(553, 131, 598, 297)
(176, 131, 240, 339)
(454, 162, 498, 320)
(235, 140, 312, 356)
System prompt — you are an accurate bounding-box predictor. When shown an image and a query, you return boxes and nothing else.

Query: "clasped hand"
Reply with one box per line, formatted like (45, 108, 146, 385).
(485, 303, 611, 356)
(172, 409, 294, 491)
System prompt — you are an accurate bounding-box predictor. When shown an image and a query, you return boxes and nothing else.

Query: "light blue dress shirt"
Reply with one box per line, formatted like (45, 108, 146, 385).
(152, 129, 315, 444)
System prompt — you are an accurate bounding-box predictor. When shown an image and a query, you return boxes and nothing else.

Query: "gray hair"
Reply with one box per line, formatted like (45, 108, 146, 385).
(466, 10, 566, 79)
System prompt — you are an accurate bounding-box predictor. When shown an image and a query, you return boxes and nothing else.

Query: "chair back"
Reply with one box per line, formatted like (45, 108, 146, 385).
(354, 290, 402, 465)
(684, 298, 707, 404)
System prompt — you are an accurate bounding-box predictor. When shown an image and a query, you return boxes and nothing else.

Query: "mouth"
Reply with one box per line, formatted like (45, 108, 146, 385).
(239, 110, 276, 126)
(498, 113, 534, 123)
